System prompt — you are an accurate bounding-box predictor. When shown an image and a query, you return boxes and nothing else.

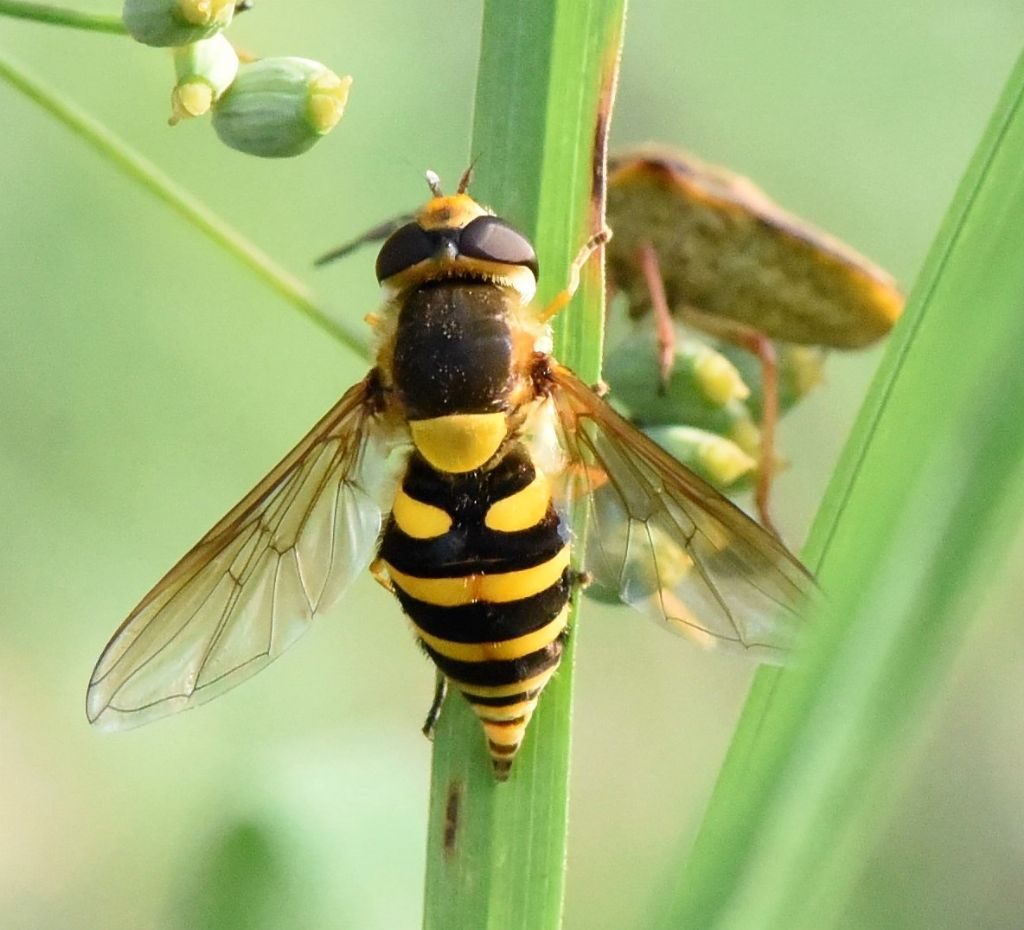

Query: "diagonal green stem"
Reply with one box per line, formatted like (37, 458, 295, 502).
(0, 1, 125, 33)
(0, 51, 367, 357)
(664, 41, 1024, 930)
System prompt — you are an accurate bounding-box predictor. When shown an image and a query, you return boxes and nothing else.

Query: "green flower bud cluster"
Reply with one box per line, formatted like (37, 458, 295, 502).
(603, 322, 826, 492)
(122, 0, 351, 157)
(587, 326, 824, 614)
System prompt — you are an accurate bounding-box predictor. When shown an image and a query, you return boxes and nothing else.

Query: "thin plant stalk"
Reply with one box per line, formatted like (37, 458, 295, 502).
(0, 1, 125, 33)
(0, 52, 366, 357)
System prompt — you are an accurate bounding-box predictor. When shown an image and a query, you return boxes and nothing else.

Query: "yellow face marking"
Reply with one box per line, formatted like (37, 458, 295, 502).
(392, 488, 452, 539)
(417, 194, 489, 231)
(383, 258, 537, 304)
(384, 546, 569, 607)
(410, 413, 507, 474)
(484, 475, 551, 533)
(413, 606, 568, 663)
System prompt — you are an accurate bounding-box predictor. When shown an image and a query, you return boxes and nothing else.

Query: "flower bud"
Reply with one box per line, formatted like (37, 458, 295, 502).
(212, 58, 352, 158)
(727, 414, 762, 459)
(604, 327, 750, 428)
(643, 425, 756, 489)
(718, 343, 827, 421)
(122, 0, 235, 48)
(169, 34, 239, 124)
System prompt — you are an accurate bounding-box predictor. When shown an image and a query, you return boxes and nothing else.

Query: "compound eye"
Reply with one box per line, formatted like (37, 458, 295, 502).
(376, 223, 435, 282)
(459, 216, 539, 277)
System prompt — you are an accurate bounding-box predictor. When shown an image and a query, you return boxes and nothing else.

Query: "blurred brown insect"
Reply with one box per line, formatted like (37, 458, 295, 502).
(606, 145, 904, 531)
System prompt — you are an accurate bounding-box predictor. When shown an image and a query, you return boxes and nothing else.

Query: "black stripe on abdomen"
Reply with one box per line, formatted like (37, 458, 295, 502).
(422, 638, 565, 688)
(379, 508, 566, 577)
(393, 571, 571, 643)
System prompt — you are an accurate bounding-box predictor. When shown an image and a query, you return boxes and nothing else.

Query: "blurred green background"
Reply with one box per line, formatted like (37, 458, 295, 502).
(3, 2, 1023, 928)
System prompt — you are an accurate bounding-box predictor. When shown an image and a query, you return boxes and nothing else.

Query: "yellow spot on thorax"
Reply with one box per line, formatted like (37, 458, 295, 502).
(410, 413, 507, 473)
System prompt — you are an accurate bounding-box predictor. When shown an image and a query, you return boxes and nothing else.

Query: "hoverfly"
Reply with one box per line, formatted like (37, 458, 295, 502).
(86, 171, 814, 779)
(606, 145, 904, 530)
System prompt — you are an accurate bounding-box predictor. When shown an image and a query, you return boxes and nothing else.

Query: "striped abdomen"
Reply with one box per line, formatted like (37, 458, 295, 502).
(379, 446, 570, 777)
(381, 281, 569, 777)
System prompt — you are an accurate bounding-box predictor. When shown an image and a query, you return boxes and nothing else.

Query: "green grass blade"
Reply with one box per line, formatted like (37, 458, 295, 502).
(0, 51, 365, 356)
(0, 1, 125, 33)
(665, 44, 1024, 930)
(422, 3, 625, 929)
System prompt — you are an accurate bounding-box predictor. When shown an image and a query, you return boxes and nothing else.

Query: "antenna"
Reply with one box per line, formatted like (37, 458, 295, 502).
(313, 214, 415, 267)
(457, 155, 479, 194)
(425, 170, 444, 198)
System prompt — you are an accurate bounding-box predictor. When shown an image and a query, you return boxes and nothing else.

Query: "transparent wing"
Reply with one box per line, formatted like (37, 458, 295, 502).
(87, 374, 400, 730)
(546, 363, 815, 661)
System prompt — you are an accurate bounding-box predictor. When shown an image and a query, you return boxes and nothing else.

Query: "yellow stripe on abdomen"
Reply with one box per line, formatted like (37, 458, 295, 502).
(413, 606, 568, 663)
(484, 475, 551, 532)
(448, 668, 558, 700)
(391, 488, 452, 539)
(384, 546, 569, 607)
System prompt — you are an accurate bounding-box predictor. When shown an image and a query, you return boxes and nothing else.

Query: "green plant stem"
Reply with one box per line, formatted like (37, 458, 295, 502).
(0, 1, 125, 33)
(0, 52, 366, 357)
(665, 43, 1024, 930)
(421, 3, 625, 929)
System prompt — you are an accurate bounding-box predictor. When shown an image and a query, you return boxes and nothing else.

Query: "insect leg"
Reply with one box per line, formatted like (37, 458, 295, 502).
(682, 308, 781, 535)
(571, 569, 592, 591)
(538, 227, 612, 323)
(740, 331, 779, 536)
(637, 241, 676, 392)
(422, 671, 448, 740)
